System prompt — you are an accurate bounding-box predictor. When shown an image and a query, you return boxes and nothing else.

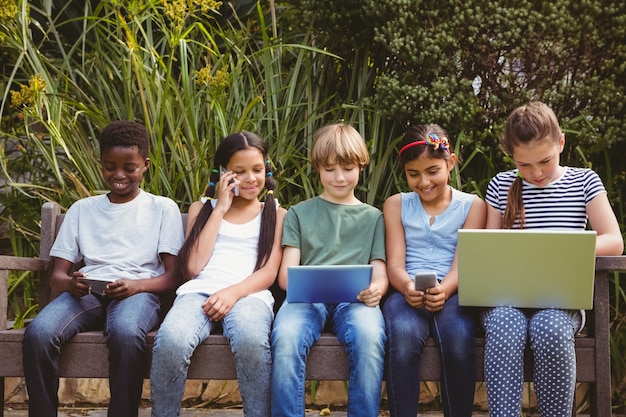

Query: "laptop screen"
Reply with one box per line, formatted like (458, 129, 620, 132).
(457, 229, 596, 309)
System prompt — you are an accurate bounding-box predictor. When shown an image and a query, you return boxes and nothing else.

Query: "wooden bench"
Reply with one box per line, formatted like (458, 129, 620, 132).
(1, 201, 625, 416)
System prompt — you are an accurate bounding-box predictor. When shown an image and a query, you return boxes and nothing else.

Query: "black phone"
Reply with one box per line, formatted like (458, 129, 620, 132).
(414, 272, 437, 291)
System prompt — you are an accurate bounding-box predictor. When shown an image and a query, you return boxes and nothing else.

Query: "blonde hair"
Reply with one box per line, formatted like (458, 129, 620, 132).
(502, 101, 561, 229)
(311, 123, 370, 170)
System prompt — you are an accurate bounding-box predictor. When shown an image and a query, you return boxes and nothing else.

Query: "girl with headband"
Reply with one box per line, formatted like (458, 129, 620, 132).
(383, 124, 486, 416)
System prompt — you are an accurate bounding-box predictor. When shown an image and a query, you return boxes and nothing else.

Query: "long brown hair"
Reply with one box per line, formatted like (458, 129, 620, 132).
(176, 132, 277, 279)
(501, 102, 561, 228)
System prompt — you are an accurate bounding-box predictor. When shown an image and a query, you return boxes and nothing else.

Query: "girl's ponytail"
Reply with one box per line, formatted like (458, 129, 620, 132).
(502, 174, 525, 229)
(176, 168, 220, 279)
(256, 159, 277, 270)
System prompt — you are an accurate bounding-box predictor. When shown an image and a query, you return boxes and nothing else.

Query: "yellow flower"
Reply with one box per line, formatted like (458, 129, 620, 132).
(28, 73, 47, 91)
(196, 0, 222, 14)
(10, 74, 47, 108)
(161, 0, 222, 30)
(0, 0, 18, 21)
(196, 66, 230, 90)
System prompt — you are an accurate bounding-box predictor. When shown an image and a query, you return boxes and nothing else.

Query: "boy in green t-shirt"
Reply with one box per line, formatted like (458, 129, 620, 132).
(271, 123, 388, 417)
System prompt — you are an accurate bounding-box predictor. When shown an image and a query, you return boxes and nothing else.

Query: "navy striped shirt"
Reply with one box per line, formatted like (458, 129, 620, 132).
(485, 167, 606, 229)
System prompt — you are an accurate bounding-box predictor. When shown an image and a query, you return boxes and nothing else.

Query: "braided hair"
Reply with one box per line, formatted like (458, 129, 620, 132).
(177, 132, 277, 279)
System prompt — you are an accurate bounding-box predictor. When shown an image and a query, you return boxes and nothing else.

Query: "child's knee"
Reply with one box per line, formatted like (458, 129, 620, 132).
(484, 307, 527, 347)
(529, 309, 575, 351)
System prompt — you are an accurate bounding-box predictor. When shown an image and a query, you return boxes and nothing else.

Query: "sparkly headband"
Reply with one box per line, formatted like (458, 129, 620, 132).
(398, 133, 450, 156)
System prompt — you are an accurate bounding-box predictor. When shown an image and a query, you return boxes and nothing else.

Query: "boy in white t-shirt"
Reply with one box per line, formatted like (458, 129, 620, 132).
(22, 121, 184, 417)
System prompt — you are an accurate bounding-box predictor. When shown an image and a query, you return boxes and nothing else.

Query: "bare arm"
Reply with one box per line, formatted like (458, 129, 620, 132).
(383, 194, 411, 292)
(586, 193, 624, 256)
(184, 200, 226, 277)
(485, 203, 502, 229)
(278, 245, 301, 290)
(357, 258, 388, 307)
(50, 257, 91, 297)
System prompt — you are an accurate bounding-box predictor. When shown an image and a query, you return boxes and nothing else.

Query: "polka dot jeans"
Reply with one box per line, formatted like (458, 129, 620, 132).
(482, 307, 582, 417)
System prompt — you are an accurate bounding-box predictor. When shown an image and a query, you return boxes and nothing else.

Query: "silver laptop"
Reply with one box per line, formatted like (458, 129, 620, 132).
(457, 229, 597, 309)
(286, 265, 373, 303)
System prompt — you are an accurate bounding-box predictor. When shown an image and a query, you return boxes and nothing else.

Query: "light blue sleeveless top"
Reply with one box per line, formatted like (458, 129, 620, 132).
(401, 187, 476, 281)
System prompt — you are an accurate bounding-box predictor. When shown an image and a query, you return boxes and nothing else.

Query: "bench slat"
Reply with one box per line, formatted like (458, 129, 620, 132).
(0, 329, 598, 381)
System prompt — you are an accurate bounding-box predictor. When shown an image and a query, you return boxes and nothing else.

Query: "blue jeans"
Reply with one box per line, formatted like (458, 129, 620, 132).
(271, 301, 386, 417)
(150, 293, 273, 417)
(22, 291, 160, 417)
(383, 292, 476, 417)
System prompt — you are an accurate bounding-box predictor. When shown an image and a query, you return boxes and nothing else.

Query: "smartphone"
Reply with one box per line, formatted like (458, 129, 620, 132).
(414, 272, 437, 291)
(219, 166, 239, 196)
(78, 277, 111, 296)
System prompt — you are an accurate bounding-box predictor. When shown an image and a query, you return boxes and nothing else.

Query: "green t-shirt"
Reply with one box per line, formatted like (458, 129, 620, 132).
(282, 196, 385, 265)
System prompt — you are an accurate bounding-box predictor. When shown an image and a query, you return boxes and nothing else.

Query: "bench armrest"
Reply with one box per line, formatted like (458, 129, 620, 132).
(0, 255, 50, 330)
(596, 255, 626, 271)
(0, 256, 49, 272)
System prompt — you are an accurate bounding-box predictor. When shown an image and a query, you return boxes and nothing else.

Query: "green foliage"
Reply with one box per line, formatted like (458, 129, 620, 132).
(367, 0, 626, 142)
(288, 0, 626, 179)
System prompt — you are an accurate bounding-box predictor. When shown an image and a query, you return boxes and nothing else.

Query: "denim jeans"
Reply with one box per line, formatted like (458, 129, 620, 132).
(271, 301, 386, 417)
(150, 293, 273, 417)
(383, 292, 476, 417)
(22, 291, 160, 417)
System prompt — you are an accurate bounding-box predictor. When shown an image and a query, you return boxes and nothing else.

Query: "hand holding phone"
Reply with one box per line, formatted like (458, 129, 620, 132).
(78, 276, 111, 296)
(414, 272, 437, 292)
(219, 166, 239, 196)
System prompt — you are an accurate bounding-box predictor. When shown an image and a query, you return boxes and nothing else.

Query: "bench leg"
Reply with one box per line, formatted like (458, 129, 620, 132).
(590, 381, 612, 417)
(592, 271, 612, 417)
(1, 376, 4, 417)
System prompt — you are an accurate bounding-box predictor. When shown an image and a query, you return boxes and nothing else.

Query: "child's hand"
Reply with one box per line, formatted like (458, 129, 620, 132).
(214, 170, 240, 212)
(102, 279, 139, 299)
(402, 279, 426, 309)
(69, 272, 90, 298)
(423, 283, 446, 312)
(357, 283, 383, 307)
(202, 287, 240, 321)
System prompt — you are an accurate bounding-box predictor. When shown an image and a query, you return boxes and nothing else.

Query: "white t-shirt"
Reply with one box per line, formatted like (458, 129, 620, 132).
(50, 190, 184, 280)
(176, 201, 274, 309)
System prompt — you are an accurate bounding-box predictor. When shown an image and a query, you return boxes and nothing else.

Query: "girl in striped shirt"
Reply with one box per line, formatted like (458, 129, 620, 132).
(483, 101, 623, 416)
